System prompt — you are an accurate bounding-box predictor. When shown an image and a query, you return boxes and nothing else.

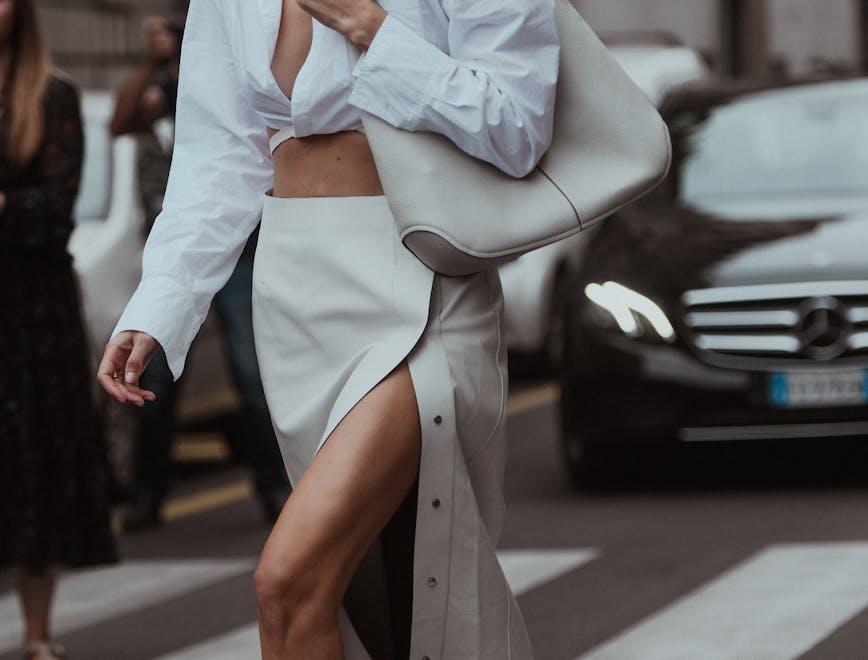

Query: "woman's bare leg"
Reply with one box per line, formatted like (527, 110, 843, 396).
(14, 568, 56, 646)
(254, 359, 422, 659)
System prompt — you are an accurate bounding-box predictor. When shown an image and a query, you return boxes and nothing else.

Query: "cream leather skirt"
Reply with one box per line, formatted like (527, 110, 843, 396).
(251, 194, 534, 659)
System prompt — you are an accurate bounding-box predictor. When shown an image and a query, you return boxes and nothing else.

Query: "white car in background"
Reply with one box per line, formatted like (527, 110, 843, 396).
(70, 92, 142, 359)
(70, 92, 237, 483)
(499, 41, 710, 369)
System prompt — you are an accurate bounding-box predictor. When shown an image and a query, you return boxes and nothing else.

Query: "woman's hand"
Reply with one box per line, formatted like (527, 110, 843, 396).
(97, 330, 159, 406)
(296, 0, 386, 49)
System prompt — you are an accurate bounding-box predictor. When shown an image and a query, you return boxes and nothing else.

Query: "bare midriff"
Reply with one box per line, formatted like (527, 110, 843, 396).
(268, 0, 383, 199)
(268, 130, 384, 198)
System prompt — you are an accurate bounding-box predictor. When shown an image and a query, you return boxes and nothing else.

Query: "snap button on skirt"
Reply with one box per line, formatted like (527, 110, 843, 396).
(251, 194, 534, 659)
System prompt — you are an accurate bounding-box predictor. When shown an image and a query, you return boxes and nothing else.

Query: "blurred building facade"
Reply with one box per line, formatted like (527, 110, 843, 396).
(768, 0, 862, 74)
(39, 0, 187, 89)
(40, 0, 868, 88)
(577, 0, 864, 77)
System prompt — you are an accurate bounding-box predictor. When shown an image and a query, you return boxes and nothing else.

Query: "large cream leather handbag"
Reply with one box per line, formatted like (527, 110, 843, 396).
(347, 0, 672, 276)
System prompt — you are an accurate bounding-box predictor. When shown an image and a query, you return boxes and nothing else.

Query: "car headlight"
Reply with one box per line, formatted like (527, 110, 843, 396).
(584, 281, 676, 343)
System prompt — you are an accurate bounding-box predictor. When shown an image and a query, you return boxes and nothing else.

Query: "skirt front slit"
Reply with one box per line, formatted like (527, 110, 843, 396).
(251, 194, 534, 659)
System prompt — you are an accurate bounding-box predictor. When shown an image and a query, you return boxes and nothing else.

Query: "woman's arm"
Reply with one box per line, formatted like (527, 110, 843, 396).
(110, 17, 177, 136)
(0, 78, 83, 251)
(109, 61, 168, 136)
(303, 0, 560, 178)
(103, 0, 273, 390)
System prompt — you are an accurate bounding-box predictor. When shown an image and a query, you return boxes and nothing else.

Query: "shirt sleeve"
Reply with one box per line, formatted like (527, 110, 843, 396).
(347, 0, 560, 178)
(111, 0, 272, 380)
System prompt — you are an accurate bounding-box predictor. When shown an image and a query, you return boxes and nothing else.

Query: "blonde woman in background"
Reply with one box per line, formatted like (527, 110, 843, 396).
(0, 1, 119, 658)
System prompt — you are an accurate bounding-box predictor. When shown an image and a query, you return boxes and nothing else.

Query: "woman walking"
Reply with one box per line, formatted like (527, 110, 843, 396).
(98, 0, 559, 657)
(1, 1, 119, 658)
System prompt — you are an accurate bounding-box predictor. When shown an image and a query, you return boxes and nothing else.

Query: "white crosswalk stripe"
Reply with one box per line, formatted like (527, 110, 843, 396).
(156, 623, 260, 660)
(158, 548, 599, 659)
(0, 558, 256, 654)
(20, 543, 868, 659)
(497, 548, 599, 595)
(579, 542, 868, 660)
(157, 623, 261, 660)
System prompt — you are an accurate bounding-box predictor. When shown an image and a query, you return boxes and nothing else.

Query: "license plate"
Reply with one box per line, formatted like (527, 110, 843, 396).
(769, 370, 868, 409)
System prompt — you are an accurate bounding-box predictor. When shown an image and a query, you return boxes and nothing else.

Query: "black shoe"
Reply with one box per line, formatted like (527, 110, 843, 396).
(257, 487, 290, 525)
(122, 496, 163, 533)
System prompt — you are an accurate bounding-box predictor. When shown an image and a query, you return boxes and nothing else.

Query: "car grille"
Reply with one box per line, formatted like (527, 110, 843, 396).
(681, 280, 868, 370)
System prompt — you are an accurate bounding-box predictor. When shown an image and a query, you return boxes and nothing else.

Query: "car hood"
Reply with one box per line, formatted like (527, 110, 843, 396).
(701, 208, 868, 288)
(581, 199, 868, 303)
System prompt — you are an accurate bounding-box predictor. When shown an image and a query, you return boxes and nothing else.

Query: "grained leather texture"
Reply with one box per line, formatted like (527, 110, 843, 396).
(348, 0, 672, 276)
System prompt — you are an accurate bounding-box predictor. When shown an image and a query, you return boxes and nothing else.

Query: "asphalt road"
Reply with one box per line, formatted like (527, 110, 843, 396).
(4, 378, 868, 660)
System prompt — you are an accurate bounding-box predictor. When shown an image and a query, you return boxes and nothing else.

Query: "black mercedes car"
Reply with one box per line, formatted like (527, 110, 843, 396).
(559, 77, 868, 486)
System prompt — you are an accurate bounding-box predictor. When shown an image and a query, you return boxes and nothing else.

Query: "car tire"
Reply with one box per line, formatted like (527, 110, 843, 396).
(559, 396, 621, 489)
(558, 271, 624, 489)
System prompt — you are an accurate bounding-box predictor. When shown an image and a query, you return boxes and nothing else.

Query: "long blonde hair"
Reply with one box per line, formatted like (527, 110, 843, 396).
(3, 0, 52, 170)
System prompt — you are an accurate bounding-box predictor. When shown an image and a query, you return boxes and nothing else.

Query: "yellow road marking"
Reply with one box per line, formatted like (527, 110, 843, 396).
(159, 381, 560, 522)
(173, 433, 231, 463)
(163, 480, 254, 522)
(507, 382, 560, 416)
(177, 387, 240, 423)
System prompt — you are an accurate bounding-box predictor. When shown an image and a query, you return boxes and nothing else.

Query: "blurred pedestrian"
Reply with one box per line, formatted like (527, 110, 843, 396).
(109, 16, 181, 237)
(0, 0, 119, 657)
(109, 15, 290, 531)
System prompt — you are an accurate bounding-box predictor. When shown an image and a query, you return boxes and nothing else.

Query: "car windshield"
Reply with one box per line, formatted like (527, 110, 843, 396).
(73, 116, 112, 221)
(678, 82, 868, 216)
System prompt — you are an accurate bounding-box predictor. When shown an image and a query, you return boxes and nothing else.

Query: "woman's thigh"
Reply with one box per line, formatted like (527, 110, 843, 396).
(258, 359, 422, 606)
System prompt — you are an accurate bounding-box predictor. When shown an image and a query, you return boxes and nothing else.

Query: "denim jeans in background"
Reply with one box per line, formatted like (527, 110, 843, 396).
(134, 237, 290, 507)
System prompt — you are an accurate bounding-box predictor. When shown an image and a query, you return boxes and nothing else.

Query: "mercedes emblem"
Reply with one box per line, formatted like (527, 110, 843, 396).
(796, 296, 851, 360)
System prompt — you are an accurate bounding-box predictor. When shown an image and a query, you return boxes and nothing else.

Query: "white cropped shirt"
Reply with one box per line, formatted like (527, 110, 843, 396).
(112, 0, 560, 379)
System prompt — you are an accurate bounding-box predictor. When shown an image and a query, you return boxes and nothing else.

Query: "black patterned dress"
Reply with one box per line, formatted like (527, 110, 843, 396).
(0, 74, 119, 573)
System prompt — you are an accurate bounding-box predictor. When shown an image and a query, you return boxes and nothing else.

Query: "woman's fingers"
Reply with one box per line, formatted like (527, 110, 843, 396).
(123, 334, 157, 387)
(296, 0, 386, 47)
(97, 365, 145, 405)
(119, 333, 159, 406)
(97, 344, 130, 403)
(96, 331, 159, 406)
(114, 380, 155, 406)
(125, 382, 157, 401)
(295, 0, 354, 32)
(97, 373, 127, 404)
(119, 384, 146, 407)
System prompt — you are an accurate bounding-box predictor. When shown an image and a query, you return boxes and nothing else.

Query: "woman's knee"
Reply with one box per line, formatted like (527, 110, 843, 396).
(253, 550, 340, 636)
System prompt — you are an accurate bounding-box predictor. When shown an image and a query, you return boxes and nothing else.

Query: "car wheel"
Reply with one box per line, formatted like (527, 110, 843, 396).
(544, 267, 569, 372)
(559, 401, 618, 489)
(558, 275, 620, 489)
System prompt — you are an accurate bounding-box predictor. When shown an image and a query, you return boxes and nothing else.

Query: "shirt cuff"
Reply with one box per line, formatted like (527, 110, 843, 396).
(348, 13, 450, 131)
(111, 275, 198, 381)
